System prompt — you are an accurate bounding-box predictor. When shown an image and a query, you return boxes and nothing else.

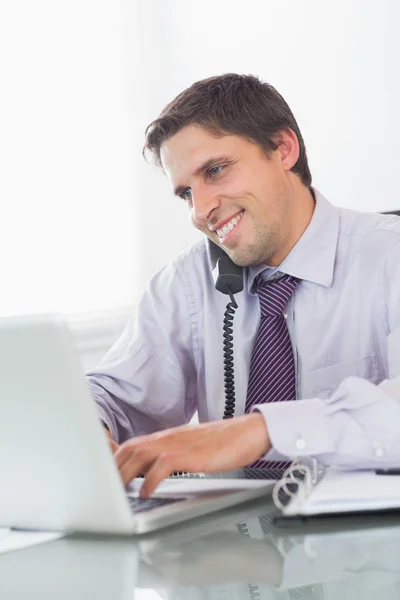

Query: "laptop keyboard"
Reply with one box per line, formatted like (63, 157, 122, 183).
(127, 495, 185, 514)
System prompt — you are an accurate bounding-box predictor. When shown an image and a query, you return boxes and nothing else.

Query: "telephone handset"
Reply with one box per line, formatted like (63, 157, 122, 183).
(207, 238, 244, 296)
(206, 239, 244, 419)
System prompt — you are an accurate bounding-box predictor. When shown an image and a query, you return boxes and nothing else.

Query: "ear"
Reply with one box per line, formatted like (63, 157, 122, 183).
(276, 128, 300, 172)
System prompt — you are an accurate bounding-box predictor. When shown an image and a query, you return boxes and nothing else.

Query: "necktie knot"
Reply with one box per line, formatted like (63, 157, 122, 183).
(255, 274, 299, 317)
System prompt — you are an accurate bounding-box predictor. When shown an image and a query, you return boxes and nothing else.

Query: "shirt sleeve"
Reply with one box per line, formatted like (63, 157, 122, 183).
(254, 373, 400, 468)
(254, 237, 400, 468)
(85, 261, 198, 443)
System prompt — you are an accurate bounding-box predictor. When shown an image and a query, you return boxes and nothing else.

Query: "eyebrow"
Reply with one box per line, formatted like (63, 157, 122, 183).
(173, 155, 233, 197)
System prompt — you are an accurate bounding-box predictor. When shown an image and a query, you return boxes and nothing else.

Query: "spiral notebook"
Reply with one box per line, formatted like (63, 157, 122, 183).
(272, 459, 400, 522)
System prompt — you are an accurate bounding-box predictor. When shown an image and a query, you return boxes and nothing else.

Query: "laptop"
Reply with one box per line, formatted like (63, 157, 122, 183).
(0, 314, 275, 535)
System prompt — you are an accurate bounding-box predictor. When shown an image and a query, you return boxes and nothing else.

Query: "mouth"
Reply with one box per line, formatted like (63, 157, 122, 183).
(215, 210, 244, 242)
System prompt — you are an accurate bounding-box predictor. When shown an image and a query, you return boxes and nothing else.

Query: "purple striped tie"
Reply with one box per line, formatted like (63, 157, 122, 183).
(245, 274, 299, 470)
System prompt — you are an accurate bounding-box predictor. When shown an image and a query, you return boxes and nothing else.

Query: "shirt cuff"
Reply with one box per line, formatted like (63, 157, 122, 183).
(252, 399, 335, 458)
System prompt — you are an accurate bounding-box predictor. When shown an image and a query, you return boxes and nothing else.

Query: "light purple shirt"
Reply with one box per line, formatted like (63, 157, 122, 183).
(87, 190, 400, 468)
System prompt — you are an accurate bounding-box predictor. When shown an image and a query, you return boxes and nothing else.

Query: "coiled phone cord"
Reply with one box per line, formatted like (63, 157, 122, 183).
(136, 287, 238, 477)
(171, 287, 238, 476)
(222, 285, 238, 419)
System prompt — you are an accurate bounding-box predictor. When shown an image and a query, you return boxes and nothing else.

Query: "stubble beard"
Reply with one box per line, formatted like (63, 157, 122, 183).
(226, 221, 281, 267)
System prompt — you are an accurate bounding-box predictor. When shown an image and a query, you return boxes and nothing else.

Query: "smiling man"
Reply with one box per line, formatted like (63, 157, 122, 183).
(86, 74, 400, 497)
(161, 125, 314, 268)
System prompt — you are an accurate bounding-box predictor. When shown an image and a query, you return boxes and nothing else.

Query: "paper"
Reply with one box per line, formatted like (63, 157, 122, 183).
(301, 469, 400, 515)
(0, 528, 10, 544)
(0, 529, 63, 554)
(130, 477, 275, 497)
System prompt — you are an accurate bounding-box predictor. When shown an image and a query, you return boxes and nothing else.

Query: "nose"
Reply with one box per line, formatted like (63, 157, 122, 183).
(191, 185, 220, 227)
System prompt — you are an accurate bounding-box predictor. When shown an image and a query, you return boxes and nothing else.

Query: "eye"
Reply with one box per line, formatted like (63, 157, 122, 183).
(180, 188, 192, 201)
(208, 165, 224, 178)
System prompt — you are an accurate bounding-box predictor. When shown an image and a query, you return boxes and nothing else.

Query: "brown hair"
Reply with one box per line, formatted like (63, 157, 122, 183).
(143, 73, 312, 186)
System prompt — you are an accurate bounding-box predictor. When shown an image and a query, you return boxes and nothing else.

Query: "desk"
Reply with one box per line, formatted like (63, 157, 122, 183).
(1, 498, 400, 599)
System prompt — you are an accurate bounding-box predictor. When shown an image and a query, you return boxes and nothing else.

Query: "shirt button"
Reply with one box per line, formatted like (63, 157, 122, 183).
(374, 445, 385, 458)
(296, 437, 306, 450)
(283, 312, 288, 319)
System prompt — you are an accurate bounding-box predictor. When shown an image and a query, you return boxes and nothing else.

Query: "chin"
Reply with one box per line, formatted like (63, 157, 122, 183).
(228, 251, 257, 268)
(229, 245, 271, 267)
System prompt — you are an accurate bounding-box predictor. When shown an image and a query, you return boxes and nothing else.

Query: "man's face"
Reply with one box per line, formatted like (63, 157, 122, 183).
(160, 124, 295, 266)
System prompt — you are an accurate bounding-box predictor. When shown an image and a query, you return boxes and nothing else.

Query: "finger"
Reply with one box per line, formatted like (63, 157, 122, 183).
(116, 445, 155, 485)
(115, 441, 136, 469)
(140, 452, 201, 498)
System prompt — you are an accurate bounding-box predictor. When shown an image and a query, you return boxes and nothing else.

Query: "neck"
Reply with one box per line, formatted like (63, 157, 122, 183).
(268, 181, 315, 267)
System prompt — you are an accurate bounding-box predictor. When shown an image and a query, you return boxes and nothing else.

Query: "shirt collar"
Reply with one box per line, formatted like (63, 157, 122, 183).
(247, 188, 340, 292)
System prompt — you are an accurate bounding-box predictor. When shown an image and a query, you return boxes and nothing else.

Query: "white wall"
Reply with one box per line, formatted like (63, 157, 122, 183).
(0, 0, 140, 317)
(1, 0, 399, 360)
(137, 0, 400, 281)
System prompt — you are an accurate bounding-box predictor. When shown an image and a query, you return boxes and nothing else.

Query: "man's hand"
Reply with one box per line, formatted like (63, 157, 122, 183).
(115, 413, 271, 498)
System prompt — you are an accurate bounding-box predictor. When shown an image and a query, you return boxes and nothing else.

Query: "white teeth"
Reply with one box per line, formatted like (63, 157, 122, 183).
(216, 211, 243, 238)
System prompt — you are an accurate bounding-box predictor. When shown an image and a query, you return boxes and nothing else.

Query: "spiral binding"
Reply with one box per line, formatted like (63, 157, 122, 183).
(136, 472, 205, 478)
(222, 287, 238, 419)
(272, 458, 325, 515)
(236, 521, 250, 536)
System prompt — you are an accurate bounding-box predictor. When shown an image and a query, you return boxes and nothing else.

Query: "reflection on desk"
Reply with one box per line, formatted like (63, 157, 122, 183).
(1, 497, 400, 600)
(0, 536, 138, 600)
(138, 498, 400, 599)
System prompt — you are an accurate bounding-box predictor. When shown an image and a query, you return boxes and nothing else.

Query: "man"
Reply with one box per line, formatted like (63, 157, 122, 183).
(87, 74, 400, 498)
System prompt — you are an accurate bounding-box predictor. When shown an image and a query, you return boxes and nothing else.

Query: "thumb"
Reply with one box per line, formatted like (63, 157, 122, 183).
(109, 439, 120, 454)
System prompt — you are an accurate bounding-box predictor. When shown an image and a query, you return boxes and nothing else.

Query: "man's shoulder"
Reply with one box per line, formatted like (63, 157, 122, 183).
(338, 206, 400, 249)
(142, 239, 212, 308)
(171, 238, 208, 268)
(151, 239, 210, 289)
